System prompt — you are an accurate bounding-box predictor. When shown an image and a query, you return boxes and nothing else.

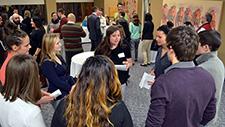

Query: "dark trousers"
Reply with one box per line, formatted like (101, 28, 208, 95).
(131, 38, 140, 60)
(65, 50, 83, 73)
(90, 39, 101, 51)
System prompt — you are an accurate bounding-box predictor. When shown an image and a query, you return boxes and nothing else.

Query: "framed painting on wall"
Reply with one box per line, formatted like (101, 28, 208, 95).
(161, 0, 223, 30)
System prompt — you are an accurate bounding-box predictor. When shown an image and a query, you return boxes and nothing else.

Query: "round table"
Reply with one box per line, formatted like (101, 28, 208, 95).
(81, 27, 91, 43)
(70, 51, 94, 77)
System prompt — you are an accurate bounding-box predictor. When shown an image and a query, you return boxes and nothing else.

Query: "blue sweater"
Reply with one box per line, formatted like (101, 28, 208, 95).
(154, 48, 171, 78)
(40, 56, 75, 99)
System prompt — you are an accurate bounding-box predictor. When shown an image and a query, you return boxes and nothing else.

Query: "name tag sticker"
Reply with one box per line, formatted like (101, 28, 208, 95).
(118, 53, 125, 58)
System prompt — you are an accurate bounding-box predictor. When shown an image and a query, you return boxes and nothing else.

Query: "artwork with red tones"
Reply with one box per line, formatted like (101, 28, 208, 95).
(161, 0, 223, 30)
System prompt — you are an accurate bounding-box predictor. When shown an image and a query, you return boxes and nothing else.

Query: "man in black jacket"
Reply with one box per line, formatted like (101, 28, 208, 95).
(87, 6, 102, 51)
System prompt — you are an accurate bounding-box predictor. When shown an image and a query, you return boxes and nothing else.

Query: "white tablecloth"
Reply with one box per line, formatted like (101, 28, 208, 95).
(81, 27, 91, 43)
(70, 51, 94, 77)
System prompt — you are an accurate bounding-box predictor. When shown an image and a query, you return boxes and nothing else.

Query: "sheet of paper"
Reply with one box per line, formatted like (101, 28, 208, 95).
(50, 89, 62, 98)
(115, 65, 127, 71)
(139, 72, 155, 89)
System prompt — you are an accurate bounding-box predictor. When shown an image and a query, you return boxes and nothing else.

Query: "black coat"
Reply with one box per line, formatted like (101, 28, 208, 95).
(87, 13, 102, 42)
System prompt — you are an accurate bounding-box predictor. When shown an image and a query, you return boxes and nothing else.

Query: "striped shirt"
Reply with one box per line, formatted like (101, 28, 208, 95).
(61, 23, 86, 52)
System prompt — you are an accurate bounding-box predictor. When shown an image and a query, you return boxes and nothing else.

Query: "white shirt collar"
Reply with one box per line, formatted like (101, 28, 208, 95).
(67, 21, 75, 24)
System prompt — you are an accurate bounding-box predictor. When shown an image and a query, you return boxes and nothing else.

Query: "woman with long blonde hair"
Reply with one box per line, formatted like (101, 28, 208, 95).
(51, 55, 133, 127)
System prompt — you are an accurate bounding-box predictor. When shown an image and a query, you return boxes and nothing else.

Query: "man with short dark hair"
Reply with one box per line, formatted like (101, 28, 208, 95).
(51, 8, 68, 60)
(195, 30, 224, 124)
(145, 26, 216, 127)
(52, 8, 67, 36)
(114, 2, 128, 21)
(87, 6, 102, 51)
(116, 11, 131, 45)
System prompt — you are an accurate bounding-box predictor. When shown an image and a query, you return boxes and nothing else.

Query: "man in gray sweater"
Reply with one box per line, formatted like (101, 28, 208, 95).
(195, 30, 224, 124)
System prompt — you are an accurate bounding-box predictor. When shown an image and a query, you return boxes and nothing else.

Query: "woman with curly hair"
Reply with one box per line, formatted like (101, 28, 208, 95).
(51, 55, 133, 127)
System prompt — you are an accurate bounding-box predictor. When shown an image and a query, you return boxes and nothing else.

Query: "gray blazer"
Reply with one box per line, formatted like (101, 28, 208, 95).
(196, 51, 225, 122)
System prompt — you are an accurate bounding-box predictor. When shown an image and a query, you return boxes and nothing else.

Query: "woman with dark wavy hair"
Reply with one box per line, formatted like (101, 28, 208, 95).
(30, 16, 46, 62)
(95, 25, 133, 97)
(51, 55, 133, 127)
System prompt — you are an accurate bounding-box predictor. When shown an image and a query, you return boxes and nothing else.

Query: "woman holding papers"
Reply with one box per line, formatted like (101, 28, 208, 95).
(0, 54, 46, 127)
(40, 33, 75, 109)
(150, 25, 172, 78)
(95, 25, 133, 96)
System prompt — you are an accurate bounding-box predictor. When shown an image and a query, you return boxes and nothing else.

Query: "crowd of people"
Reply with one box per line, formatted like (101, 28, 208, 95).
(0, 2, 224, 127)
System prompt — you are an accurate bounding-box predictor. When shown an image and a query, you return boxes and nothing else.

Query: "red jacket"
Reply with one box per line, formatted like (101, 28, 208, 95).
(196, 23, 212, 33)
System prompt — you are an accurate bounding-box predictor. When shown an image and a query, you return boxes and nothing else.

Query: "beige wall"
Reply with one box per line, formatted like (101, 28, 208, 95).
(104, 0, 117, 17)
(94, 0, 104, 9)
(102, 0, 142, 19)
(218, 0, 225, 64)
(137, 0, 143, 23)
(45, 0, 56, 23)
(94, 0, 120, 17)
(151, 0, 163, 34)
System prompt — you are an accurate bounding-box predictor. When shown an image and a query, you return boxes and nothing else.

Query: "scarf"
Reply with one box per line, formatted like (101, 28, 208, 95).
(51, 18, 59, 24)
